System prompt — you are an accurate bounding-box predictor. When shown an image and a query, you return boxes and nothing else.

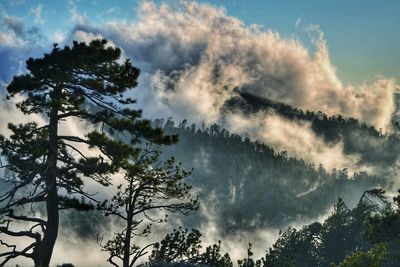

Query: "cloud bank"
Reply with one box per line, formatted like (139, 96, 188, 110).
(69, 1, 398, 130)
(224, 112, 363, 171)
(62, 0, 399, 172)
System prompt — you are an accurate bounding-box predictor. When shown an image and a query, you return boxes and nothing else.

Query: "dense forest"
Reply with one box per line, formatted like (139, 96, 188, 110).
(159, 118, 388, 231)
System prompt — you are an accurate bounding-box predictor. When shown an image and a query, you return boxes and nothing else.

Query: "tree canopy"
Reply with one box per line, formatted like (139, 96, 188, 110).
(0, 39, 176, 267)
(98, 144, 198, 267)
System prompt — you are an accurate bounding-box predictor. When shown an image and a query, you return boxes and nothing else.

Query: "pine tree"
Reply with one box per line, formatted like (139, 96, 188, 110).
(148, 227, 232, 267)
(0, 39, 176, 267)
(98, 144, 199, 267)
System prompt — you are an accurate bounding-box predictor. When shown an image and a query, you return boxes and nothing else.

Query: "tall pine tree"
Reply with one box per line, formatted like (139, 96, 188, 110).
(98, 144, 199, 267)
(0, 39, 176, 267)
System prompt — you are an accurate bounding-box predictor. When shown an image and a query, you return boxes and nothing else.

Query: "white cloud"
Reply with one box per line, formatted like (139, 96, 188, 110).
(225, 112, 365, 172)
(0, 31, 26, 47)
(0, 13, 27, 47)
(78, 1, 398, 131)
(51, 230, 109, 267)
(30, 4, 45, 25)
(62, 0, 398, 172)
(52, 30, 66, 43)
(0, 96, 45, 136)
(68, 0, 88, 25)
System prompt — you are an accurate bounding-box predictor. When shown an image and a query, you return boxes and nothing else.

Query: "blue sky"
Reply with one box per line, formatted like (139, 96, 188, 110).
(220, 0, 400, 84)
(0, 0, 399, 85)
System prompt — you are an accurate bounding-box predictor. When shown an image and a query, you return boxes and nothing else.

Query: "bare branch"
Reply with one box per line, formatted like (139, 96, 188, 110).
(130, 243, 156, 267)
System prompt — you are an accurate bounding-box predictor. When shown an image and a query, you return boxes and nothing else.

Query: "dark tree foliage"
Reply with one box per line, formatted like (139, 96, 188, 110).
(224, 92, 400, 167)
(148, 228, 202, 264)
(237, 243, 262, 267)
(158, 119, 386, 233)
(97, 144, 199, 267)
(148, 227, 232, 267)
(0, 39, 176, 267)
(364, 189, 400, 266)
(263, 189, 400, 267)
(265, 223, 321, 267)
(317, 197, 370, 266)
(331, 243, 387, 267)
(143, 189, 399, 267)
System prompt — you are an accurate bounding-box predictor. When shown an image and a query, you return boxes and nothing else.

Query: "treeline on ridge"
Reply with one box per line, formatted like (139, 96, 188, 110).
(224, 92, 400, 167)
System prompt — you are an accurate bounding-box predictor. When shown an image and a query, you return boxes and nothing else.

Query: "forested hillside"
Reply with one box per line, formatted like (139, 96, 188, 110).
(41, 113, 391, 241)
(224, 92, 400, 167)
(158, 118, 388, 232)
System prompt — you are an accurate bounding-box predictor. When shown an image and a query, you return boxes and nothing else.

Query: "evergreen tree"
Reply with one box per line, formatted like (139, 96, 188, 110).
(97, 145, 199, 267)
(148, 227, 232, 267)
(0, 39, 175, 267)
(364, 189, 400, 266)
(331, 243, 387, 267)
(237, 243, 262, 267)
(264, 223, 321, 267)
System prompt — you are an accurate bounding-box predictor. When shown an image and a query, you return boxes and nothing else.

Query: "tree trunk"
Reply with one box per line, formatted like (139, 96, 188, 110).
(123, 198, 134, 267)
(34, 87, 60, 267)
(123, 180, 137, 267)
(123, 214, 133, 267)
(34, 185, 59, 267)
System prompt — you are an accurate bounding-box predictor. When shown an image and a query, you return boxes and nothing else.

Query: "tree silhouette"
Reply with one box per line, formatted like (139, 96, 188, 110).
(331, 243, 387, 267)
(0, 39, 175, 267)
(97, 145, 199, 267)
(148, 227, 232, 267)
(237, 243, 262, 267)
(148, 227, 202, 264)
(364, 189, 400, 265)
(265, 223, 321, 267)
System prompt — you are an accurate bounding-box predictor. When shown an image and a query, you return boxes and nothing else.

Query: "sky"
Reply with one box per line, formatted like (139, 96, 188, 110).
(0, 0, 399, 85)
